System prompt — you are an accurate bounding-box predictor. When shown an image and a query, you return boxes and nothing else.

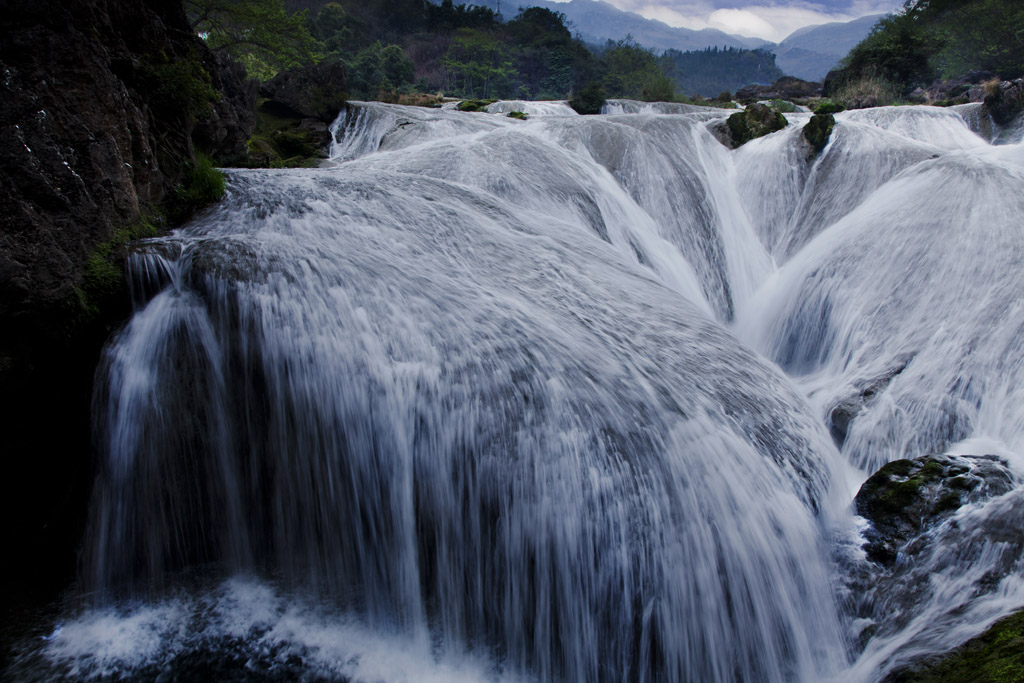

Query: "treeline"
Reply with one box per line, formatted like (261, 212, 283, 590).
(188, 0, 755, 102)
(830, 0, 1024, 94)
(661, 47, 783, 98)
(302, 0, 675, 101)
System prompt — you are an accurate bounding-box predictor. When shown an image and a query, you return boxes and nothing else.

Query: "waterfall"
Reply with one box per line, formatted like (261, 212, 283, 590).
(11, 100, 1024, 683)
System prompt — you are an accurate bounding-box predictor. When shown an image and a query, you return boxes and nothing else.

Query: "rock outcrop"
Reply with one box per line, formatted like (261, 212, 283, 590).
(245, 60, 349, 168)
(735, 77, 823, 104)
(720, 103, 789, 148)
(982, 78, 1024, 126)
(845, 453, 1022, 665)
(0, 0, 255, 604)
(855, 455, 1014, 566)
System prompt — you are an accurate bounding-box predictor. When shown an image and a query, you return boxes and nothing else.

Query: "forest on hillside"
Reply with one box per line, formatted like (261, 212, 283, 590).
(188, 0, 786, 101)
(830, 0, 1024, 94)
(661, 47, 783, 97)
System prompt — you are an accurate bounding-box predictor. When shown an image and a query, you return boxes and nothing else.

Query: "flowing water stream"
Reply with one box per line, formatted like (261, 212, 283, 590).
(8, 101, 1024, 682)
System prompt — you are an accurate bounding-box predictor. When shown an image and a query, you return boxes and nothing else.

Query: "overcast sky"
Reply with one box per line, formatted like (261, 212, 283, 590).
(552, 0, 902, 42)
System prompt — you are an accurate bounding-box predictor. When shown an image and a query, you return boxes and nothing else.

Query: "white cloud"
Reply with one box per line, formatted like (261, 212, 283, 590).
(595, 0, 901, 42)
(708, 8, 779, 38)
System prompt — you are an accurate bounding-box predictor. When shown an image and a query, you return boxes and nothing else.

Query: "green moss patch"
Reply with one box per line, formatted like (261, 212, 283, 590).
(803, 112, 835, 153)
(891, 610, 1024, 682)
(456, 99, 498, 112)
(245, 100, 330, 168)
(727, 103, 788, 147)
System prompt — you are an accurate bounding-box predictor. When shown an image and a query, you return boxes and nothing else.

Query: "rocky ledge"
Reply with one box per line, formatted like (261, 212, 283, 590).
(0, 0, 255, 605)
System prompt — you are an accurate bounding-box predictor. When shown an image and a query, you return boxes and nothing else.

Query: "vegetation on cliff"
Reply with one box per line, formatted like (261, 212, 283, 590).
(828, 0, 1024, 98)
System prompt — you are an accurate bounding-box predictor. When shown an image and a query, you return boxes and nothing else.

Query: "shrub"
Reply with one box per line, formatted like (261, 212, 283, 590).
(569, 82, 606, 115)
(814, 100, 845, 115)
(173, 153, 226, 221)
(833, 76, 901, 110)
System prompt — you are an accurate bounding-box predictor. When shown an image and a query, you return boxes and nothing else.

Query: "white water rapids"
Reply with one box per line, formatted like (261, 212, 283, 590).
(10, 101, 1024, 682)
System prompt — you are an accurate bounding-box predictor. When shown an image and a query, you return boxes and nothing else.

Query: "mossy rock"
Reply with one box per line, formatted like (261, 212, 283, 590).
(770, 99, 798, 113)
(726, 103, 788, 147)
(886, 610, 1024, 682)
(814, 100, 846, 115)
(803, 112, 835, 153)
(507, 110, 528, 120)
(457, 99, 497, 112)
(243, 100, 331, 168)
(855, 455, 1014, 566)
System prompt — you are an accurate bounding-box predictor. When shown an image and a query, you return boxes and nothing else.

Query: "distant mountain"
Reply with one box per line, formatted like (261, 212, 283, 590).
(443, 0, 772, 52)
(772, 14, 882, 81)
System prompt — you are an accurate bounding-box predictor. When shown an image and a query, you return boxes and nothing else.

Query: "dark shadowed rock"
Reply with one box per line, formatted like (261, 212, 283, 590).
(736, 77, 822, 103)
(0, 0, 255, 606)
(983, 78, 1024, 126)
(855, 454, 1015, 567)
(260, 60, 348, 123)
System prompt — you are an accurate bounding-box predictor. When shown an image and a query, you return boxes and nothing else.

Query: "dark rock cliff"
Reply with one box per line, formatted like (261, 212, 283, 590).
(0, 0, 255, 607)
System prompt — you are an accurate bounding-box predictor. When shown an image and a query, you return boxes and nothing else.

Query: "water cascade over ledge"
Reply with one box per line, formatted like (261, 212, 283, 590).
(9, 101, 1024, 682)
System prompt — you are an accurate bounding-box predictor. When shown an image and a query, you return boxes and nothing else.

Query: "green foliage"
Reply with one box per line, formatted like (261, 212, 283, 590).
(186, 0, 318, 80)
(833, 0, 1024, 96)
(143, 48, 218, 122)
(661, 47, 784, 97)
(727, 103, 788, 146)
(72, 215, 161, 322)
(601, 38, 675, 101)
(347, 41, 415, 98)
(456, 98, 497, 112)
(814, 100, 846, 115)
(893, 610, 1024, 682)
(246, 102, 329, 168)
(443, 28, 515, 99)
(803, 112, 835, 153)
(569, 82, 607, 115)
(507, 110, 528, 119)
(174, 153, 226, 219)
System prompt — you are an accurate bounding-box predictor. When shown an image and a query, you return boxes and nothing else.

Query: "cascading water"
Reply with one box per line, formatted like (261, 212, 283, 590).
(8, 100, 1024, 682)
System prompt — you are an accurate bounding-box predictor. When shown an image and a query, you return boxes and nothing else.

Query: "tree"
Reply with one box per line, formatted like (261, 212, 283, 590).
(185, 0, 319, 80)
(601, 38, 675, 101)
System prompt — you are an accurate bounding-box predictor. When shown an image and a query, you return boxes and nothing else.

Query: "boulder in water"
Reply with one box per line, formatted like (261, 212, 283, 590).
(725, 103, 788, 147)
(855, 455, 1015, 566)
(803, 112, 836, 153)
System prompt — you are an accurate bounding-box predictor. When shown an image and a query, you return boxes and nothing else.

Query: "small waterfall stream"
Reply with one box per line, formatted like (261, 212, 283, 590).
(9, 101, 1024, 682)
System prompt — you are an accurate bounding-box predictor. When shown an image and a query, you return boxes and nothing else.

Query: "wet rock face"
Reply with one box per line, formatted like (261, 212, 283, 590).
(735, 77, 823, 103)
(983, 78, 1024, 126)
(0, 0, 254, 601)
(0, 0, 253, 331)
(260, 60, 348, 123)
(845, 454, 1021, 658)
(856, 455, 1015, 567)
